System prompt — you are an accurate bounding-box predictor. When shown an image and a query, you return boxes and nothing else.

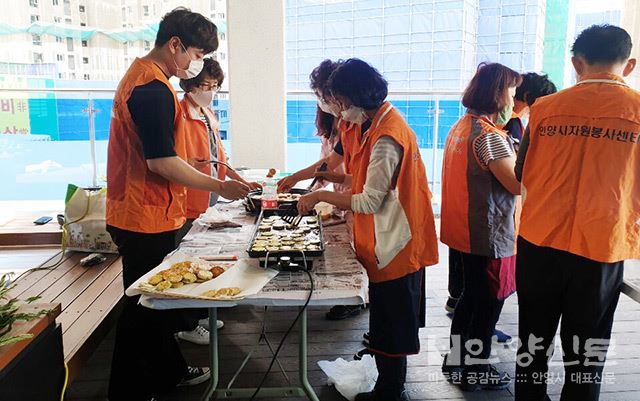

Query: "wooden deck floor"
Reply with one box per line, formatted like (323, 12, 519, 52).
(66, 245, 640, 401)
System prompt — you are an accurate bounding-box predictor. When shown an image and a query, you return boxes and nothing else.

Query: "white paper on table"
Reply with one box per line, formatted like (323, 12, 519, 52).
(126, 252, 279, 301)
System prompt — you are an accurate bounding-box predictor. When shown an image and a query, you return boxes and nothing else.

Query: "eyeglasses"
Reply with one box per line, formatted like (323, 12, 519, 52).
(197, 83, 220, 92)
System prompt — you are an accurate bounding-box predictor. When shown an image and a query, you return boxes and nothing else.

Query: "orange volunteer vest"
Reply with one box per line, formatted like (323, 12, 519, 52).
(338, 119, 362, 174)
(520, 73, 640, 263)
(350, 102, 439, 283)
(440, 112, 518, 258)
(181, 96, 228, 219)
(107, 58, 188, 233)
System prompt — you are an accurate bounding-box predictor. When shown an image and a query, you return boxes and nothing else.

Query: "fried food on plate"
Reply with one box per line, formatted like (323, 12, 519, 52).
(201, 287, 242, 298)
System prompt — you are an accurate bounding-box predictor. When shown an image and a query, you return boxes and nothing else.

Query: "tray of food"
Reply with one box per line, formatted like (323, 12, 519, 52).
(127, 254, 279, 300)
(246, 209, 325, 259)
(245, 188, 310, 213)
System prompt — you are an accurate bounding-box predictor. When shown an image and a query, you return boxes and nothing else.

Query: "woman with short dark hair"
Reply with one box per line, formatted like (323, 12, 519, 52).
(440, 62, 522, 391)
(298, 58, 439, 401)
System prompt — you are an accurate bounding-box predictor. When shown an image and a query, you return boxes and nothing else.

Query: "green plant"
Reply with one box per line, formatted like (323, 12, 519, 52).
(0, 274, 48, 347)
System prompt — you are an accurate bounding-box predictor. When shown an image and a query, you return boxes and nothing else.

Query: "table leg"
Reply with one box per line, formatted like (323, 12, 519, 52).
(200, 307, 219, 401)
(299, 308, 320, 401)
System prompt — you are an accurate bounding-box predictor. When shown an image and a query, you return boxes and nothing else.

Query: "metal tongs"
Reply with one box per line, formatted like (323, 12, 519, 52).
(306, 162, 328, 190)
(280, 162, 328, 227)
(202, 159, 236, 173)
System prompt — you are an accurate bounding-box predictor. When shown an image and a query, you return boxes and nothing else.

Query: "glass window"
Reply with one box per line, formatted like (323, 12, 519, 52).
(29, 0, 38, 7)
(79, 5, 85, 12)
(68, 55, 75, 69)
(53, 0, 59, 5)
(82, 57, 89, 64)
(66, 37, 74, 51)
(32, 34, 42, 46)
(143, 5, 149, 16)
(31, 15, 40, 23)
(82, 40, 88, 47)
(33, 53, 44, 63)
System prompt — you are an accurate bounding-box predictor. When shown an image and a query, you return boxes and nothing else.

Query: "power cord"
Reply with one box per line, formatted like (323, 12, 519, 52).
(10, 194, 93, 285)
(248, 250, 314, 401)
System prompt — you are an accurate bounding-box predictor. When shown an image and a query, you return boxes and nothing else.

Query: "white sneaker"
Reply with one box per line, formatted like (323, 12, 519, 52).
(176, 325, 211, 345)
(198, 318, 224, 331)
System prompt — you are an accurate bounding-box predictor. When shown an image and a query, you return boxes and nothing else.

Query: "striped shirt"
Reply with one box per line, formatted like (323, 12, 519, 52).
(200, 114, 219, 206)
(473, 132, 514, 167)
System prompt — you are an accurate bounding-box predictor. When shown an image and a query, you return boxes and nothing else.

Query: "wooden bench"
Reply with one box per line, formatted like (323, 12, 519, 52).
(8, 251, 123, 382)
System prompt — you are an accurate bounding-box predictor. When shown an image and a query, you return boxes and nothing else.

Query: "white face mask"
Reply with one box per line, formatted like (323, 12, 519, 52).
(340, 106, 368, 124)
(317, 98, 340, 117)
(189, 89, 214, 108)
(173, 41, 204, 79)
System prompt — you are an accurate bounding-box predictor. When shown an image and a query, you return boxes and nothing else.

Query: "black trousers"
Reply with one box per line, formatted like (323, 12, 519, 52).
(368, 268, 425, 394)
(448, 248, 464, 300)
(175, 218, 195, 247)
(515, 237, 624, 401)
(107, 226, 192, 401)
(449, 251, 504, 366)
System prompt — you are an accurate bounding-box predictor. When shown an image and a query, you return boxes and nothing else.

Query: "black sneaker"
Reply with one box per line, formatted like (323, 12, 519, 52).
(355, 389, 411, 401)
(441, 353, 464, 383)
(445, 297, 458, 314)
(177, 366, 211, 387)
(362, 332, 370, 347)
(354, 348, 374, 360)
(326, 305, 362, 320)
(461, 365, 511, 392)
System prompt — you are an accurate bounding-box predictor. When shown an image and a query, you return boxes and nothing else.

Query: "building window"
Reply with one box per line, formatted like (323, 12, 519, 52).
(143, 5, 149, 16)
(66, 37, 73, 51)
(79, 5, 85, 12)
(83, 74, 90, 80)
(29, 0, 38, 7)
(54, 16, 61, 23)
(31, 15, 40, 23)
(55, 36, 63, 43)
(220, 32, 225, 41)
(144, 40, 150, 50)
(219, 52, 226, 60)
(69, 72, 76, 79)
(80, 22, 86, 27)
(68, 55, 75, 70)
(53, 0, 59, 5)
(63, 0, 71, 16)
(56, 54, 64, 61)
(58, 72, 64, 79)
(33, 52, 43, 63)
(82, 57, 89, 64)
(210, 0, 216, 10)
(218, 12, 225, 19)
(65, 18, 72, 24)
(32, 34, 42, 46)
(82, 40, 87, 47)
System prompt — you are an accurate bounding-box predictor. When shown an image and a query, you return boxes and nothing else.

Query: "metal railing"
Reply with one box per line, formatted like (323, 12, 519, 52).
(1, 87, 463, 199)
